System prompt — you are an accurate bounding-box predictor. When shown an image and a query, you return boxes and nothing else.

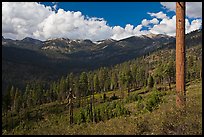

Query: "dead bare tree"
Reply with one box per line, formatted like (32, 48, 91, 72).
(66, 88, 76, 126)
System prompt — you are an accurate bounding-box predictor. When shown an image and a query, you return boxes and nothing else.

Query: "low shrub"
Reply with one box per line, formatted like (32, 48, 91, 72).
(125, 93, 142, 103)
(74, 101, 130, 125)
(145, 90, 162, 112)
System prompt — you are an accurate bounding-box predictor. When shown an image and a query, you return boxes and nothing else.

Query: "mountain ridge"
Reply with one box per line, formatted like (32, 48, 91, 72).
(2, 29, 202, 94)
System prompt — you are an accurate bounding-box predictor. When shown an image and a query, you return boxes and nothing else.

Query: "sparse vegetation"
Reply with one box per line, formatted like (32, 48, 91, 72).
(2, 80, 201, 135)
(2, 30, 202, 135)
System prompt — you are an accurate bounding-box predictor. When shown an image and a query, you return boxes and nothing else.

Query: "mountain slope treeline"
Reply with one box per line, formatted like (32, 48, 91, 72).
(2, 29, 201, 94)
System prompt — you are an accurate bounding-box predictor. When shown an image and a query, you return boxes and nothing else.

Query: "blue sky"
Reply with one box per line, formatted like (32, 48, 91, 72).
(2, 2, 202, 41)
(41, 2, 175, 28)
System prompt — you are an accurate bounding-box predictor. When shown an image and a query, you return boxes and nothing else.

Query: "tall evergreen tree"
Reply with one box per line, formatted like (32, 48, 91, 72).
(87, 72, 94, 94)
(69, 73, 74, 90)
(79, 72, 88, 96)
(93, 74, 100, 93)
(148, 74, 154, 90)
(79, 72, 88, 107)
(10, 85, 15, 110)
(110, 71, 118, 91)
(13, 88, 21, 112)
(125, 70, 133, 94)
(163, 60, 175, 90)
(98, 68, 106, 92)
(73, 76, 81, 107)
(59, 76, 66, 101)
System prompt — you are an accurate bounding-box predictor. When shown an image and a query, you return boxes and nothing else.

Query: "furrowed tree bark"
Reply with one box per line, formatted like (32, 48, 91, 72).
(176, 2, 186, 108)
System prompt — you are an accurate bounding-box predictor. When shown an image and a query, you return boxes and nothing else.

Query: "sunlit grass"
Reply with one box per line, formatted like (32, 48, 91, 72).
(2, 80, 202, 135)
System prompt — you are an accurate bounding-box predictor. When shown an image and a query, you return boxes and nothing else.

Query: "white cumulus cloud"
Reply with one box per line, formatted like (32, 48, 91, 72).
(160, 2, 202, 18)
(2, 2, 53, 40)
(111, 24, 150, 40)
(141, 18, 159, 27)
(150, 18, 159, 24)
(2, 2, 149, 41)
(34, 8, 113, 41)
(149, 15, 202, 36)
(148, 11, 169, 19)
(149, 15, 176, 36)
(186, 19, 202, 33)
(141, 19, 150, 26)
(2, 2, 202, 41)
(2, 2, 113, 41)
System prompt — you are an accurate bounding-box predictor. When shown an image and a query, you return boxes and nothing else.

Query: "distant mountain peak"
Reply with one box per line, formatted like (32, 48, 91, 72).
(22, 37, 42, 42)
(83, 39, 93, 43)
(47, 37, 70, 41)
(94, 38, 116, 45)
(22, 37, 34, 40)
(141, 33, 173, 39)
(145, 33, 159, 38)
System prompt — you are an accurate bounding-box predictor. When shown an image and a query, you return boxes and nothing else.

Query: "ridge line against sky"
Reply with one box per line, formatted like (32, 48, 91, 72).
(2, 2, 202, 42)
